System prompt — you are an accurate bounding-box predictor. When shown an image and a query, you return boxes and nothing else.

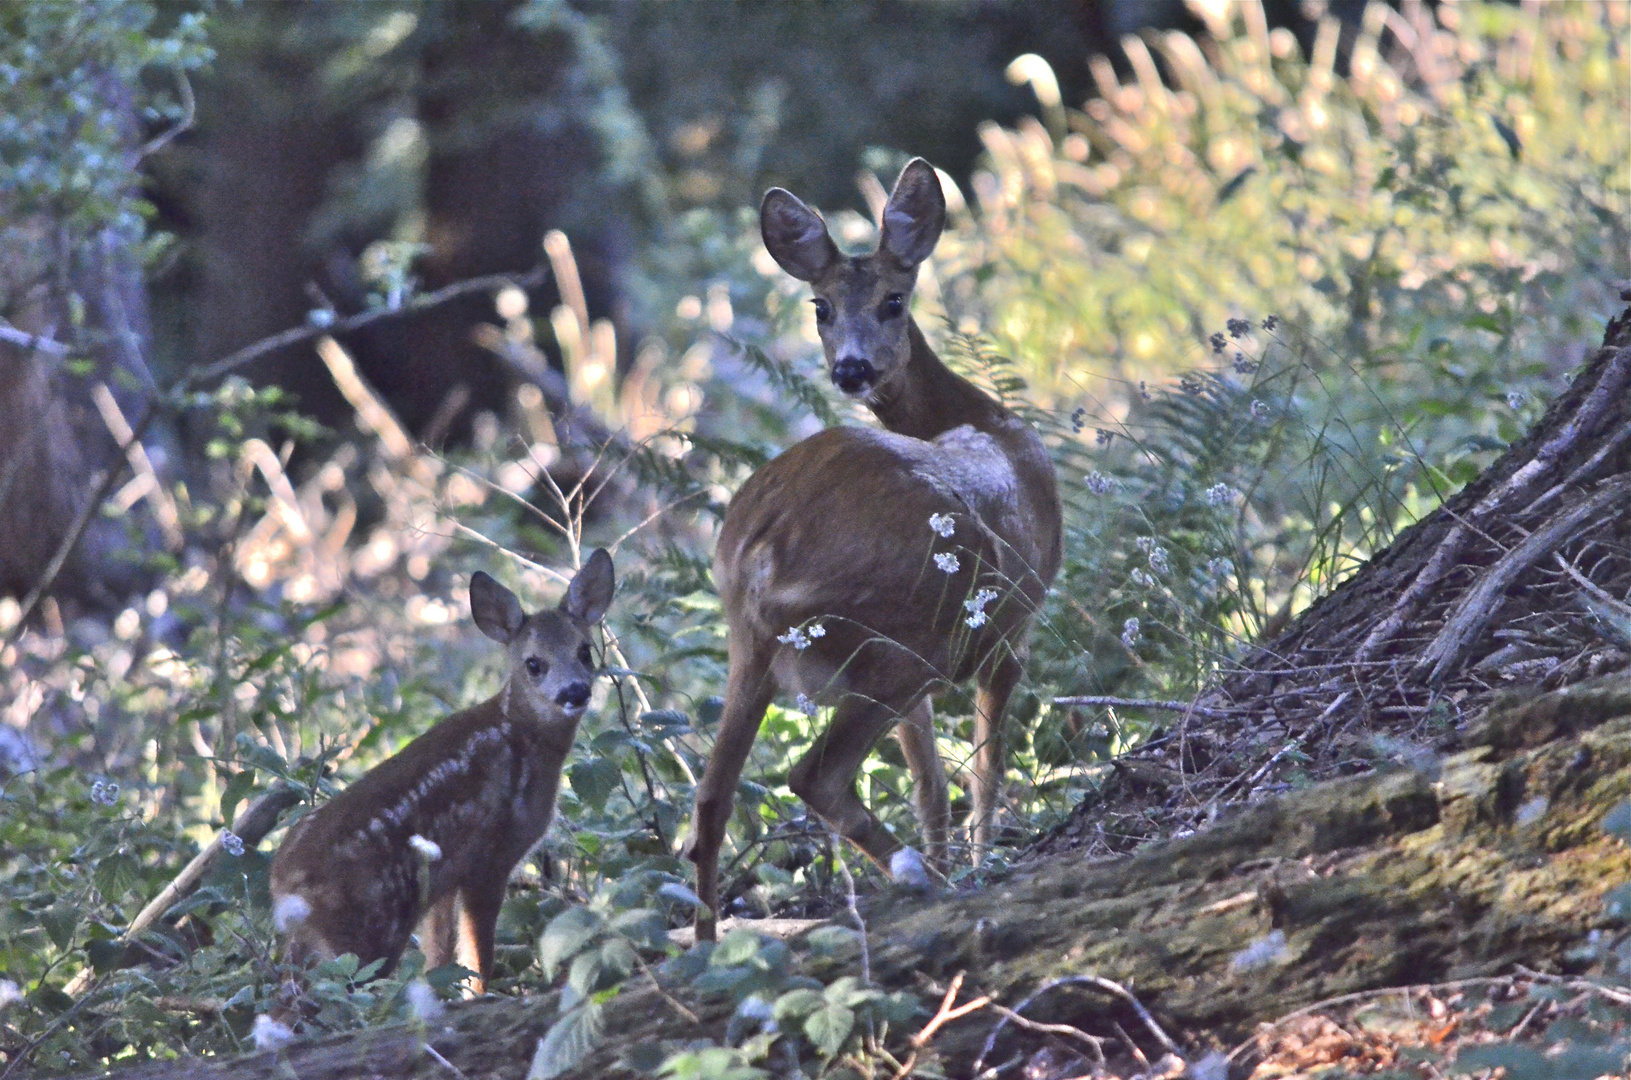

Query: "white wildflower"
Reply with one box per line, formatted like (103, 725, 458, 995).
(1206, 557, 1233, 580)
(1120, 617, 1141, 648)
(1231, 930, 1290, 971)
(1084, 471, 1117, 496)
(806, 623, 826, 639)
(963, 588, 999, 629)
(90, 780, 120, 806)
(1205, 483, 1238, 507)
(406, 978, 444, 1023)
(928, 512, 956, 538)
(934, 552, 960, 574)
(1135, 536, 1154, 553)
(1148, 546, 1170, 575)
(1129, 568, 1155, 588)
(252, 1013, 295, 1052)
(0, 980, 20, 1009)
(777, 626, 811, 650)
(220, 830, 245, 857)
(1506, 389, 1527, 410)
(795, 693, 818, 717)
(408, 834, 442, 861)
(1251, 399, 1271, 421)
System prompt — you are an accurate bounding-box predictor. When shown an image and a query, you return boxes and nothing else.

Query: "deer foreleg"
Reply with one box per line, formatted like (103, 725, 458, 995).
(789, 697, 903, 872)
(684, 658, 776, 942)
(892, 696, 951, 869)
(970, 650, 1024, 859)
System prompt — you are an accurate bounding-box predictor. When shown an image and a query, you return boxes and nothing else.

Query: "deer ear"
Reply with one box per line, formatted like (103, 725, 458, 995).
(879, 158, 946, 268)
(562, 549, 614, 626)
(761, 188, 840, 282)
(470, 571, 525, 644)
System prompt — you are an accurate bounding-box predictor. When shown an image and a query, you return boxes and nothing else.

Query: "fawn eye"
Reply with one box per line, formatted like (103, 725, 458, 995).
(577, 643, 592, 665)
(882, 294, 905, 319)
(525, 657, 545, 678)
(811, 298, 832, 323)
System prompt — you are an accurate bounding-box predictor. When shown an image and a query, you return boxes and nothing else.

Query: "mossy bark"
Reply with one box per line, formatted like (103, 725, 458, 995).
(103, 674, 1631, 1080)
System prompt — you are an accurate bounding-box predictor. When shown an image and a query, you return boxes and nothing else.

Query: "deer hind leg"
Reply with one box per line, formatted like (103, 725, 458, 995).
(970, 649, 1025, 860)
(892, 696, 951, 870)
(454, 875, 506, 995)
(684, 650, 777, 942)
(788, 695, 907, 873)
(418, 891, 459, 973)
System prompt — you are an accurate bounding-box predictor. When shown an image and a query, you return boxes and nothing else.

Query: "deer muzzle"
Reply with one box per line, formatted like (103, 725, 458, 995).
(555, 680, 591, 711)
(831, 357, 876, 395)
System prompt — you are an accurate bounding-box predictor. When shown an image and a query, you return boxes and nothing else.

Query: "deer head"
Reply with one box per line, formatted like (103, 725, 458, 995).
(760, 158, 946, 400)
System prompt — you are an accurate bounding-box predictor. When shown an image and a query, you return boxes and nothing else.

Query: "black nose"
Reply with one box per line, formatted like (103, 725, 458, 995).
(556, 681, 590, 708)
(831, 357, 876, 394)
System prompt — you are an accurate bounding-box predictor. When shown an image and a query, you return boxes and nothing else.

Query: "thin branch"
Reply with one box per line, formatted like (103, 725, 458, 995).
(137, 66, 195, 160)
(1051, 695, 1246, 719)
(4, 267, 547, 648)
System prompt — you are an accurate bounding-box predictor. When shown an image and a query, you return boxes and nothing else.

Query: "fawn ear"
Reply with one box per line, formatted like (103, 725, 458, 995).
(879, 158, 946, 269)
(470, 572, 525, 644)
(761, 188, 840, 282)
(562, 549, 614, 625)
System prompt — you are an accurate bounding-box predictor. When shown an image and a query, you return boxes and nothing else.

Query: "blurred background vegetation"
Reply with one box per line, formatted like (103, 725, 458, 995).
(0, 0, 1626, 1072)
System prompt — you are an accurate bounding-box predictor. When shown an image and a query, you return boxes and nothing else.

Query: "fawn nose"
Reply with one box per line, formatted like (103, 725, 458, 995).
(831, 357, 876, 394)
(556, 681, 591, 709)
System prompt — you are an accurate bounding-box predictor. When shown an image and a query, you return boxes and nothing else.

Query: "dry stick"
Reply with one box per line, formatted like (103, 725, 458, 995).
(830, 839, 871, 985)
(62, 782, 306, 997)
(1418, 476, 1631, 684)
(3, 268, 547, 650)
(1050, 695, 1245, 720)
(972, 974, 1178, 1075)
(888, 972, 992, 1080)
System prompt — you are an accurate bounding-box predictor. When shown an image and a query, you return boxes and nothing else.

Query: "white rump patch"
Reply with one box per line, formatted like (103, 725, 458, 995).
(889, 847, 930, 888)
(272, 893, 312, 932)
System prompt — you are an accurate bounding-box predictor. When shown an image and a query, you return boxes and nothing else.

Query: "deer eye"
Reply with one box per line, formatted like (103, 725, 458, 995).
(525, 657, 545, 678)
(577, 643, 592, 665)
(882, 294, 905, 319)
(811, 298, 832, 323)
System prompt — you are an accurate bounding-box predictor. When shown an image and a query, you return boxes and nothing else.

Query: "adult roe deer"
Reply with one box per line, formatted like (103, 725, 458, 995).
(684, 159, 1061, 940)
(270, 551, 614, 993)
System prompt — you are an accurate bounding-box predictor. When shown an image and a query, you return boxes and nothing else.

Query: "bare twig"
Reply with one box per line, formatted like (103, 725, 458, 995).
(137, 66, 195, 159)
(4, 267, 546, 648)
(831, 840, 870, 985)
(1051, 695, 1246, 719)
(974, 973, 1179, 1074)
(890, 972, 992, 1080)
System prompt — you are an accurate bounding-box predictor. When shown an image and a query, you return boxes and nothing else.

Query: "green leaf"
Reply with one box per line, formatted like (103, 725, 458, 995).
(539, 906, 604, 980)
(823, 976, 880, 1009)
(607, 908, 669, 951)
(220, 768, 257, 828)
(803, 1001, 855, 1057)
(709, 929, 764, 968)
(94, 853, 140, 903)
(804, 925, 862, 958)
(528, 1000, 604, 1080)
(570, 757, 622, 813)
(41, 902, 79, 951)
(771, 988, 824, 1021)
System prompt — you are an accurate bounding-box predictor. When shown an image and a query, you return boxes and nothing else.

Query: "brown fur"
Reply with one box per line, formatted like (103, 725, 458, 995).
(684, 160, 1062, 940)
(270, 552, 613, 993)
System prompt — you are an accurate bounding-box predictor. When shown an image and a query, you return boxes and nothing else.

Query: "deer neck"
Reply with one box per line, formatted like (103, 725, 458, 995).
(866, 320, 1007, 442)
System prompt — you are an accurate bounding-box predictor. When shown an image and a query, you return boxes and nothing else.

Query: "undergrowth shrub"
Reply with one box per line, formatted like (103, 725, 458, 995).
(2, 2, 1628, 1076)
